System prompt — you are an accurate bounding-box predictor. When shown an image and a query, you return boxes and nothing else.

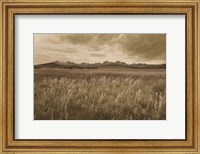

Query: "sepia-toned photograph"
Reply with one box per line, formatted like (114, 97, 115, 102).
(34, 34, 166, 120)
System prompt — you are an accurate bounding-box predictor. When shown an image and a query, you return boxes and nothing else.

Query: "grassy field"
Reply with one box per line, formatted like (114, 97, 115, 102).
(34, 69, 166, 120)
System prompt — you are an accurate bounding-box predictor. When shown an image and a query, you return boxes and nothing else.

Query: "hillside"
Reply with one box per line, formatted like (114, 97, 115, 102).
(34, 61, 166, 69)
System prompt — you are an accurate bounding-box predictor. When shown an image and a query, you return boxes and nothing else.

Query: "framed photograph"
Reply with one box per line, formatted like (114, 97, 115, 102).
(0, 0, 199, 153)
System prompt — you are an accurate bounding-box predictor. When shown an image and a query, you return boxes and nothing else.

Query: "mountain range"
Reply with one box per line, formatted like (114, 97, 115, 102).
(34, 61, 166, 69)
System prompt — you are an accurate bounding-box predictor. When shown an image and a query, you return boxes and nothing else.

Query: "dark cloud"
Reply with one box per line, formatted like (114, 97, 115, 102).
(59, 34, 94, 44)
(52, 34, 120, 51)
(53, 34, 165, 61)
(120, 34, 166, 61)
(57, 34, 117, 45)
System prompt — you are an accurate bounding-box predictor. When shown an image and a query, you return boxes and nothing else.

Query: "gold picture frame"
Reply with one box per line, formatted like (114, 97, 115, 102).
(0, 0, 199, 153)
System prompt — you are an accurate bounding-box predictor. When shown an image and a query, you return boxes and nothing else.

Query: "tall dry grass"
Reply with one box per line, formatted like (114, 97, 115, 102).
(34, 70, 166, 120)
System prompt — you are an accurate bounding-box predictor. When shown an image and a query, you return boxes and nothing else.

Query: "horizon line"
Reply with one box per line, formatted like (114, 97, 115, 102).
(34, 60, 166, 66)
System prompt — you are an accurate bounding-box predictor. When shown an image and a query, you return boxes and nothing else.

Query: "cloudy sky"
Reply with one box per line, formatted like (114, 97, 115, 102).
(34, 34, 166, 65)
